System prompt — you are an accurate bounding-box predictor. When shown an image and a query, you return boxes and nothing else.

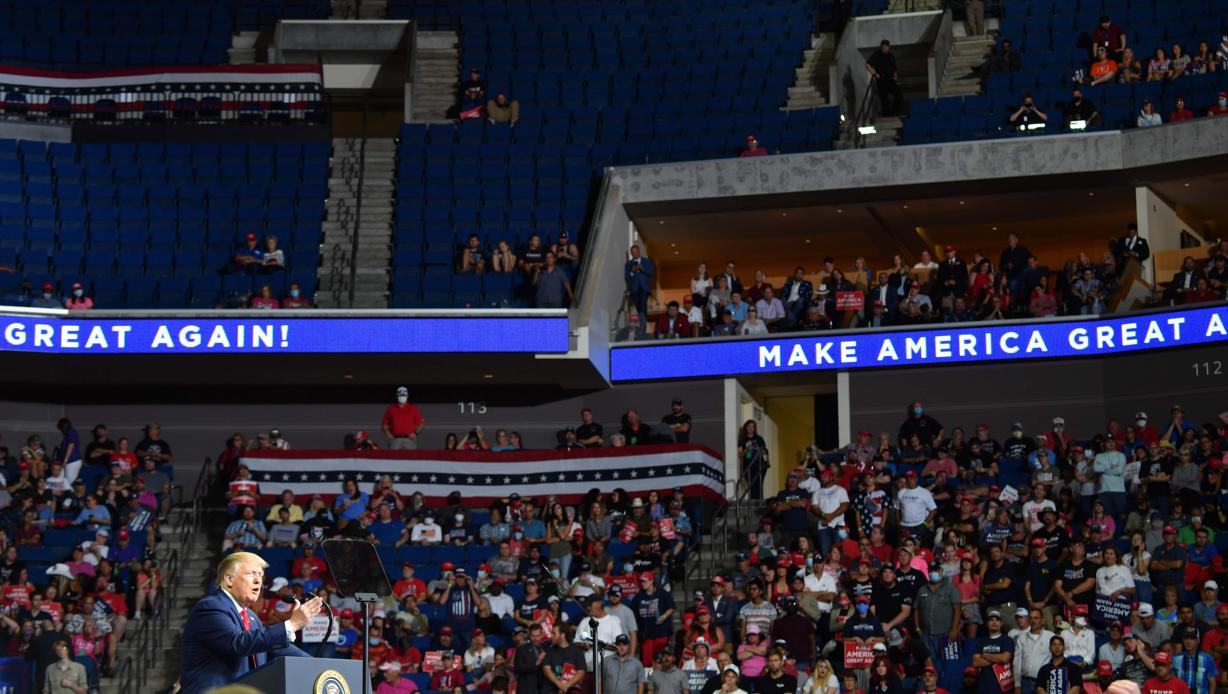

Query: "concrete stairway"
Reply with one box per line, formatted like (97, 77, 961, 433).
(837, 115, 904, 148)
(939, 35, 996, 97)
(317, 138, 395, 308)
(887, 0, 942, 11)
(100, 509, 217, 694)
(332, 0, 388, 19)
(784, 33, 836, 111)
(410, 31, 460, 123)
(227, 31, 262, 64)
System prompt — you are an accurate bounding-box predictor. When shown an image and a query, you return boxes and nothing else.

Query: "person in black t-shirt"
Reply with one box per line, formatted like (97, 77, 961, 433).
(575, 409, 604, 447)
(872, 566, 913, 633)
(134, 422, 173, 465)
(84, 424, 116, 468)
(1034, 635, 1081, 694)
(1054, 539, 1096, 611)
(661, 400, 692, 444)
(543, 627, 586, 694)
(865, 40, 903, 117)
(754, 650, 797, 694)
(514, 624, 548, 694)
(898, 401, 943, 447)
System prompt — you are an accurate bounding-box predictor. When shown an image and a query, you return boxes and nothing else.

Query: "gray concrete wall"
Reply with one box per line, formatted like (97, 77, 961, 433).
(847, 341, 1228, 441)
(610, 119, 1228, 205)
(834, 11, 943, 112)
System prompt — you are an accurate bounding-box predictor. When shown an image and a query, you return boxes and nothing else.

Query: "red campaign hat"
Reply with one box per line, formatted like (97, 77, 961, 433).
(858, 429, 872, 437)
(1163, 525, 1177, 535)
(976, 423, 990, 430)
(639, 572, 654, 583)
(746, 134, 757, 142)
(117, 528, 130, 540)
(1155, 651, 1172, 665)
(246, 232, 257, 241)
(1097, 660, 1114, 677)
(696, 605, 710, 615)
(904, 471, 918, 478)
(1030, 538, 1046, 547)
(872, 300, 885, 307)
(963, 667, 979, 678)
(441, 561, 455, 571)
(855, 595, 871, 604)
(340, 609, 355, 618)
(71, 282, 82, 290)
(944, 244, 956, 252)
(710, 576, 726, 585)
(42, 282, 53, 291)
(440, 626, 453, 634)
(818, 468, 833, 479)
(1074, 604, 1089, 615)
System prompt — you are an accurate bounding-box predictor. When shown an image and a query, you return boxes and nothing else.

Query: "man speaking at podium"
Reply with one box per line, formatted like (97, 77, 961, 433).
(179, 551, 324, 694)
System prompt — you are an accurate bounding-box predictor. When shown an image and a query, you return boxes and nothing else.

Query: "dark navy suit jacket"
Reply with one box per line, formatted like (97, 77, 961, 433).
(179, 590, 310, 694)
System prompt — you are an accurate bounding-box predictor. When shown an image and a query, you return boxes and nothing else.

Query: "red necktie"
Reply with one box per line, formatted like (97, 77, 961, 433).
(239, 609, 258, 670)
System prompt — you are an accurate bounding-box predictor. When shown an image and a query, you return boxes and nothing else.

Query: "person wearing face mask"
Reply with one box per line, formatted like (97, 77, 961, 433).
(1132, 412, 1160, 448)
(1058, 605, 1095, 665)
(842, 595, 885, 649)
(1210, 91, 1228, 117)
(63, 282, 93, 311)
(898, 401, 943, 448)
(1043, 417, 1070, 456)
(281, 281, 312, 308)
(913, 562, 961, 676)
(1002, 423, 1036, 459)
(381, 386, 426, 450)
(29, 282, 61, 309)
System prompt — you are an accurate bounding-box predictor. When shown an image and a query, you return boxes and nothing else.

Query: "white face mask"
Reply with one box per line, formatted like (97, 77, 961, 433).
(1074, 616, 1087, 627)
(397, 395, 408, 404)
(1136, 419, 1147, 428)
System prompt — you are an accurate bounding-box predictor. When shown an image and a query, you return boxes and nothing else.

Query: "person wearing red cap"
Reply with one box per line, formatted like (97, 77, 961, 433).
(740, 134, 767, 157)
(1143, 650, 1189, 694)
(232, 232, 265, 272)
(30, 281, 61, 309)
(935, 244, 967, 313)
(896, 470, 938, 546)
(64, 281, 93, 311)
(1151, 524, 1188, 596)
(917, 664, 947, 694)
(1209, 91, 1228, 117)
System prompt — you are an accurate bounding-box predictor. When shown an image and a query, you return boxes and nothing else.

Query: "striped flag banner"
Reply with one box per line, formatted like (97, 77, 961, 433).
(239, 444, 726, 505)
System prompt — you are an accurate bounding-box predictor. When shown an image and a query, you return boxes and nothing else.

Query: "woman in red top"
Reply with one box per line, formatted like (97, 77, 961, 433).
(683, 606, 726, 652)
(108, 437, 138, 475)
(966, 260, 993, 306)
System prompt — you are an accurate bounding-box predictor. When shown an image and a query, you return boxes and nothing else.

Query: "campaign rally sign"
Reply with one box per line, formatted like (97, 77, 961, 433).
(1094, 595, 1133, 624)
(0, 310, 568, 354)
(844, 641, 876, 668)
(610, 304, 1228, 381)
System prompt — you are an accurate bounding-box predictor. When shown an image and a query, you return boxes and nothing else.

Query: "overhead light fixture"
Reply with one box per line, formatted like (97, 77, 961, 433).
(343, 373, 353, 380)
(483, 373, 494, 379)
(1184, 182, 1191, 187)
(992, 226, 998, 231)
(902, 204, 909, 209)
(857, 125, 877, 136)
(1088, 192, 1095, 197)
(781, 212, 788, 217)
(658, 220, 665, 225)
(670, 242, 676, 247)
(959, 201, 966, 206)
(836, 208, 844, 214)
(805, 239, 812, 244)
(1069, 119, 1088, 131)
(840, 113, 847, 123)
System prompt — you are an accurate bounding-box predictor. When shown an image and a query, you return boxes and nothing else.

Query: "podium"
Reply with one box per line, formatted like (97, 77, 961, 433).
(231, 656, 364, 694)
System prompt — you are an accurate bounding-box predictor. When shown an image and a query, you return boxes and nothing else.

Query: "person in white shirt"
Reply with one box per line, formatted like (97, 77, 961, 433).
(410, 514, 443, 544)
(1012, 606, 1055, 685)
(464, 629, 496, 672)
(795, 465, 822, 504)
(804, 559, 840, 615)
(739, 308, 769, 336)
(814, 470, 850, 556)
(912, 250, 939, 283)
(682, 296, 705, 332)
(567, 562, 606, 600)
(574, 595, 625, 670)
(484, 587, 515, 619)
(896, 472, 937, 537)
(1094, 546, 1135, 601)
(1059, 608, 1096, 665)
(1021, 484, 1057, 532)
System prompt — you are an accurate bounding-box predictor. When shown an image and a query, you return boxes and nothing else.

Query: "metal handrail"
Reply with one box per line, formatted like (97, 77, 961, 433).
(853, 76, 879, 148)
(347, 112, 370, 308)
(116, 456, 212, 694)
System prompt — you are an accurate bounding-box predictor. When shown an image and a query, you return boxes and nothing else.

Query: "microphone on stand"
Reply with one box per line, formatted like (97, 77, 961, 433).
(292, 591, 333, 658)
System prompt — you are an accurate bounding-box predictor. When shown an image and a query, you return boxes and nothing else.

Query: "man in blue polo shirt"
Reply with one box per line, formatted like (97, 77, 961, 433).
(369, 504, 409, 546)
(232, 233, 264, 272)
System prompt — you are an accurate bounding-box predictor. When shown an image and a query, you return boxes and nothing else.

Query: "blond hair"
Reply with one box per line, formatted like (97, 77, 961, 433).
(216, 551, 269, 587)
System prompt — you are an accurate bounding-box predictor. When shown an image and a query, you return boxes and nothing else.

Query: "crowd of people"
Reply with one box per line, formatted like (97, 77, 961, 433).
(212, 396, 1228, 694)
(631, 231, 1228, 339)
(0, 419, 173, 691)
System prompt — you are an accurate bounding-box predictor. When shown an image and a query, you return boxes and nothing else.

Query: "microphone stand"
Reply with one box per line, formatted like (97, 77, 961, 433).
(292, 591, 335, 659)
(536, 559, 607, 694)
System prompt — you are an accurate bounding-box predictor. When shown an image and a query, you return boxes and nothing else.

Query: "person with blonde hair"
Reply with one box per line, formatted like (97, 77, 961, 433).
(178, 552, 322, 694)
